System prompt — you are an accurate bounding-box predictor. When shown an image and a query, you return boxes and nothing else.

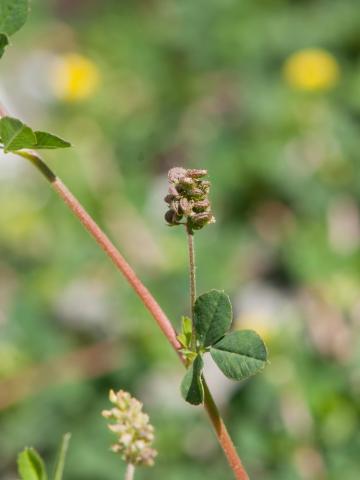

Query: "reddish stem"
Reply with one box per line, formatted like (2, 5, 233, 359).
(203, 380, 249, 480)
(54, 178, 182, 352)
(14, 149, 250, 480)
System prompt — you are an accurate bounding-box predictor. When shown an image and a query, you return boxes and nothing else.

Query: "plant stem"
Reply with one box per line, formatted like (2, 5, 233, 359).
(203, 379, 249, 480)
(186, 225, 197, 350)
(16, 150, 180, 354)
(13, 149, 250, 480)
(125, 463, 135, 480)
(186, 225, 249, 480)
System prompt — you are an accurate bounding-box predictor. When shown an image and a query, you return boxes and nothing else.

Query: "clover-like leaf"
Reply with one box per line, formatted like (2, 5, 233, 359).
(17, 448, 48, 480)
(0, 116, 36, 152)
(0, 33, 9, 58)
(0, 0, 29, 36)
(53, 433, 71, 480)
(210, 330, 267, 381)
(180, 354, 204, 405)
(194, 290, 232, 347)
(34, 131, 71, 150)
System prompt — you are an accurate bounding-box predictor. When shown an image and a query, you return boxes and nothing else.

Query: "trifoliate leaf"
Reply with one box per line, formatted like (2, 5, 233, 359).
(34, 131, 71, 149)
(53, 433, 71, 480)
(17, 448, 48, 480)
(0, 0, 28, 36)
(194, 290, 232, 347)
(210, 330, 267, 381)
(0, 116, 36, 152)
(180, 354, 204, 405)
(0, 32, 9, 58)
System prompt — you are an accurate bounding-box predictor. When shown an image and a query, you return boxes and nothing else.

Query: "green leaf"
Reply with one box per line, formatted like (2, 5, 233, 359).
(34, 131, 71, 149)
(194, 290, 232, 347)
(210, 330, 268, 381)
(180, 354, 204, 405)
(0, 117, 71, 152)
(0, 32, 9, 58)
(0, 116, 36, 152)
(17, 448, 48, 480)
(53, 433, 71, 480)
(0, 0, 28, 36)
(177, 316, 192, 349)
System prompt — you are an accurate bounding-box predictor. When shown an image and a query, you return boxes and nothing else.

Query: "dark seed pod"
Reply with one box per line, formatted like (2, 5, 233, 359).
(165, 209, 183, 225)
(164, 193, 177, 203)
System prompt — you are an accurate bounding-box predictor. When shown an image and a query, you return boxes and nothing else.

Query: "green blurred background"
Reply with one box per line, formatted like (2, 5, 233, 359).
(1, 0, 360, 478)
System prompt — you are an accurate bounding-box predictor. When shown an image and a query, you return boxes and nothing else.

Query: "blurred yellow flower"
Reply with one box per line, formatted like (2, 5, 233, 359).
(283, 48, 340, 91)
(234, 313, 273, 343)
(51, 53, 100, 102)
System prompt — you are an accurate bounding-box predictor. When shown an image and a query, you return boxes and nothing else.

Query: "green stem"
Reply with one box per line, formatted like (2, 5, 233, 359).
(186, 224, 197, 350)
(125, 463, 135, 480)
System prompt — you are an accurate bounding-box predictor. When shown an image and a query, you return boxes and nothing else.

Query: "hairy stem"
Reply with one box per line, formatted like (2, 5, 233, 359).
(186, 225, 197, 350)
(16, 150, 180, 353)
(186, 225, 249, 480)
(203, 380, 249, 480)
(125, 463, 135, 480)
(13, 149, 249, 480)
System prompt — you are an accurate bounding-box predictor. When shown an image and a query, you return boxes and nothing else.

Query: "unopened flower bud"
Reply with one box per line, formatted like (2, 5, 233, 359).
(187, 169, 208, 178)
(179, 197, 193, 215)
(102, 390, 157, 468)
(193, 199, 210, 212)
(168, 167, 187, 183)
(186, 188, 206, 199)
(189, 212, 216, 230)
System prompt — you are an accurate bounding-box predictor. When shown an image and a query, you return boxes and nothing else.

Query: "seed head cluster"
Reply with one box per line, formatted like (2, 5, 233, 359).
(164, 167, 215, 233)
(102, 390, 157, 467)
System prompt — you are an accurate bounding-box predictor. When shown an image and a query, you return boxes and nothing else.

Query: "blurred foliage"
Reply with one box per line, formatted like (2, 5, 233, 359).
(1, 0, 360, 479)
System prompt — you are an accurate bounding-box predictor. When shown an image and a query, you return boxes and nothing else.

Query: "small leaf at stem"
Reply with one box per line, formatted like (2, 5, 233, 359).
(34, 131, 71, 149)
(53, 433, 71, 480)
(0, 116, 36, 152)
(0, 32, 9, 58)
(17, 448, 48, 480)
(194, 290, 232, 347)
(0, 0, 29, 36)
(210, 330, 268, 380)
(177, 316, 192, 349)
(180, 354, 204, 405)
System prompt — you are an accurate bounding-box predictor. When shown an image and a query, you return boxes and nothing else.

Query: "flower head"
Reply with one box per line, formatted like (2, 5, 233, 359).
(164, 167, 215, 233)
(283, 48, 340, 92)
(51, 53, 100, 102)
(102, 390, 157, 467)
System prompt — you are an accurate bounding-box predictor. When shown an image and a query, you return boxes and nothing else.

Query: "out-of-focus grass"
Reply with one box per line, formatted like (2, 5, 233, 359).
(0, 0, 360, 478)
